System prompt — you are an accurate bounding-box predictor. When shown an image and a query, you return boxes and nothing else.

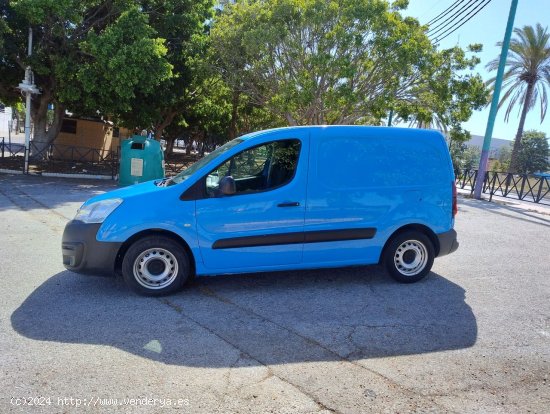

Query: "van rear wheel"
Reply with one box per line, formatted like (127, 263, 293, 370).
(122, 236, 191, 296)
(384, 231, 434, 283)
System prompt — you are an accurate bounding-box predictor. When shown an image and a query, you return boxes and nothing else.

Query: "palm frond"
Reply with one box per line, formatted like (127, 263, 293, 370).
(487, 23, 550, 124)
(540, 83, 548, 121)
(503, 86, 525, 122)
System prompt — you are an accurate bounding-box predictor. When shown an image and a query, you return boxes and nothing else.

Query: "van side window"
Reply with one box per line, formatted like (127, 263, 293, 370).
(206, 139, 301, 197)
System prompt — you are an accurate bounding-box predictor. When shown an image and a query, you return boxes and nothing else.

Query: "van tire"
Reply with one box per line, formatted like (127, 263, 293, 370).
(122, 236, 191, 296)
(384, 231, 434, 283)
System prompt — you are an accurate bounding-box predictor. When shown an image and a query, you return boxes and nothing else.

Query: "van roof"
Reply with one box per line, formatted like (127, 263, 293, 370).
(239, 125, 445, 141)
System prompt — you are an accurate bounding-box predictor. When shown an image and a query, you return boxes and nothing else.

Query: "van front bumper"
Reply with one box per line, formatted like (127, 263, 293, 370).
(436, 229, 459, 257)
(62, 220, 122, 276)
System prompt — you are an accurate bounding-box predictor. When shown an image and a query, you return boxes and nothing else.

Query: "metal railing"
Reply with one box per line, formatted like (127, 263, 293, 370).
(0, 138, 119, 178)
(164, 152, 199, 175)
(456, 169, 550, 205)
(1, 138, 198, 178)
(164, 160, 189, 175)
(0, 137, 25, 158)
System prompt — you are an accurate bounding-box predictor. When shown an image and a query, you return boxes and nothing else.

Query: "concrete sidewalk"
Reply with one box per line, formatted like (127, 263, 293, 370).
(457, 187, 550, 216)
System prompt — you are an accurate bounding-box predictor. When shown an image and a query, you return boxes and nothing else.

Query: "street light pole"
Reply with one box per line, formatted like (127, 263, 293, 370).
(18, 28, 40, 174)
(473, 0, 518, 199)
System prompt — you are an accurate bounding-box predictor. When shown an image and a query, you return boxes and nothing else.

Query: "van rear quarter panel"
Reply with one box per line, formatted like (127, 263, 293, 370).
(304, 127, 454, 265)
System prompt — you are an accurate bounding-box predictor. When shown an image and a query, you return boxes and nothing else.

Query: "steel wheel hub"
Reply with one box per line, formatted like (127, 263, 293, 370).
(394, 240, 428, 276)
(133, 248, 178, 289)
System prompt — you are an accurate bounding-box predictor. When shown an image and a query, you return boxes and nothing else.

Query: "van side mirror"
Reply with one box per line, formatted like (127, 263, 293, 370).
(219, 176, 236, 196)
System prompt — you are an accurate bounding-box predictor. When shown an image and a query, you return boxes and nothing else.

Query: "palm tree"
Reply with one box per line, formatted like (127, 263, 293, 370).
(486, 23, 550, 172)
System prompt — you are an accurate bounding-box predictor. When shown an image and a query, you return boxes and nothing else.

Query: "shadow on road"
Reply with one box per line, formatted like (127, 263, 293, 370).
(460, 197, 550, 227)
(12, 267, 477, 367)
(0, 174, 115, 213)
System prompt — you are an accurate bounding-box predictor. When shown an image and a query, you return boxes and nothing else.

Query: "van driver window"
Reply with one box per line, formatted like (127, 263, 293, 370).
(206, 139, 300, 197)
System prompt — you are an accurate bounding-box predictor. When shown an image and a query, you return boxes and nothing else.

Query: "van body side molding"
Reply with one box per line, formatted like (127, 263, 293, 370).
(212, 228, 377, 250)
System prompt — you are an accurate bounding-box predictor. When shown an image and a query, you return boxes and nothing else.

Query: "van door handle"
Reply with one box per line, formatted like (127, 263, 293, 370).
(277, 202, 300, 207)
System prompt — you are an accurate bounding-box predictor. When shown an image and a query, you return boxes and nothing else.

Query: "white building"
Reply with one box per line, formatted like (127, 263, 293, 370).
(0, 104, 13, 138)
(464, 134, 512, 158)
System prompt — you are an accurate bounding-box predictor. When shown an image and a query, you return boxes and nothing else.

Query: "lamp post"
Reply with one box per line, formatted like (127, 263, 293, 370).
(17, 28, 40, 174)
(473, 0, 518, 199)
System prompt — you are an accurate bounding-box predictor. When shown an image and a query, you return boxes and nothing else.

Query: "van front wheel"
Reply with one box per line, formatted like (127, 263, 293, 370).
(384, 232, 434, 283)
(122, 236, 191, 296)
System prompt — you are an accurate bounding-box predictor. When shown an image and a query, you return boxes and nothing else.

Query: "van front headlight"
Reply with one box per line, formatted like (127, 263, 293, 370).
(74, 198, 123, 224)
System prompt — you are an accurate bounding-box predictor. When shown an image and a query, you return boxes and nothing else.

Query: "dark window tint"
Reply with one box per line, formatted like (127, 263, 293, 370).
(60, 119, 77, 134)
(207, 139, 301, 197)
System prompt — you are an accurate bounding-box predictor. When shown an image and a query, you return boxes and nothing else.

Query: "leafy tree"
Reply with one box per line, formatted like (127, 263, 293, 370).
(487, 24, 550, 172)
(117, 0, 214, 141)
(210, 0, 487, 133)
(161, 75, 233, 155)
(492, 143, 512, 172)
(462, 145, 481, 170)
(210, 0, 427, 125)
(394, 44, 488, 143)
(448, 140, 467, 174)
(516, 130, 549, 174)
(0, 1, 208, 155)
(162, 74, 283, 155)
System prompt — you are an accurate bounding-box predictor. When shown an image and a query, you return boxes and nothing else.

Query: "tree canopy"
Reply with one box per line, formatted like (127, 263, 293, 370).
(0, 0, 489, 153)
(516, 130, 549, 174)
(0, 0, 211, 153)
(210, 0, 487, 137)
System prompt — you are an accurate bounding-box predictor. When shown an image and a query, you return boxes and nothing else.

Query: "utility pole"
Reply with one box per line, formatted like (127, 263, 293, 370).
(17, 28, 40, 174)
(473, 0, 518, 199)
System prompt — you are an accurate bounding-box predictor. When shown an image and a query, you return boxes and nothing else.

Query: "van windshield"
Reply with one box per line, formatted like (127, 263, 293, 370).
(168, 139, 243, 185)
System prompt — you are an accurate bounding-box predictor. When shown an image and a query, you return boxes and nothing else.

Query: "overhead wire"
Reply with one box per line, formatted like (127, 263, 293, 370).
(426, 0, 467, 26)
(430, 0, 494, 43)
(427, 0, 482, 37)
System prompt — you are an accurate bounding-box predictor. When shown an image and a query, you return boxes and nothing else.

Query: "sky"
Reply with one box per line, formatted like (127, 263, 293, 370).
(402, 0, 550, 140)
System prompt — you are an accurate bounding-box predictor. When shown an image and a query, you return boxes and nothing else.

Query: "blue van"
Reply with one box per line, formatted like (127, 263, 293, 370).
(62, 126, 458, 295)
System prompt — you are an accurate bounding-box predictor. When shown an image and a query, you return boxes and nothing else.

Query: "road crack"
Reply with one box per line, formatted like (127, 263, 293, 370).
(0, 184, 67, 233)
(192, 287, 457, 414)
(158, 297, 338, 413)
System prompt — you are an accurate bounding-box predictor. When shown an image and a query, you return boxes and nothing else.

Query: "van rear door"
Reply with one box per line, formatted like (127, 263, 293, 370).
(303, 127, 451, 266)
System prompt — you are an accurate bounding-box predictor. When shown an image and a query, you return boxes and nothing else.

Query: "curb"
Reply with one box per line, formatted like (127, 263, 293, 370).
(457, 189, 550, 216)
(0, 168, 24, 175)
(0, 169, 116, 181)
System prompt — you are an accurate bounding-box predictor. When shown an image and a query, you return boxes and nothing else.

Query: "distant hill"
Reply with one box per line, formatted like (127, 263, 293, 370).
(464, 135, 512, 158)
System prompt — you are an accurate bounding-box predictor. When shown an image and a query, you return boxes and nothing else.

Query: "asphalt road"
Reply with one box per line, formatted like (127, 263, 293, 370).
(0, 174, 549, 413)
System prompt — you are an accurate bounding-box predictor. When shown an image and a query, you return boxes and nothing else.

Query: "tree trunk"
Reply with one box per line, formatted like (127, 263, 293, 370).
(228, 90, 240, 140)
(30, 93, 65, 159)
(30, 92, 50, 158)
(165, 136, 176, 156)
(284, 113, 298, 126)
(509, 82, 535, 173)
(185, 138, 194, 155)
(193, 130, 206, 157)
(154, 110, 177, 142)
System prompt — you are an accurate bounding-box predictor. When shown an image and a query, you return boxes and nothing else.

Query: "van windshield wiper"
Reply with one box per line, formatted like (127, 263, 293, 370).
(155, 177, 173, 187)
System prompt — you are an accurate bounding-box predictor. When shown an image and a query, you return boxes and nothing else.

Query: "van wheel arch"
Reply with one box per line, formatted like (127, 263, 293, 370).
(380, 224, 440, 264)
(115, 229, 196, 278)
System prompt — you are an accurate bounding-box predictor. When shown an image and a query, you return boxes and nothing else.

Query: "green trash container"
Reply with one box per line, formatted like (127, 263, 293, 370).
(119, 135, 165, 186)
